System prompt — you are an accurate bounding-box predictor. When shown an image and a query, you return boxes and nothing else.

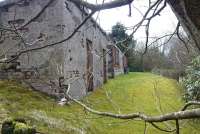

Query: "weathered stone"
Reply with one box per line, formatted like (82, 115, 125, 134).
(0, 71, 8, 80)
(0, 0, 125, 99)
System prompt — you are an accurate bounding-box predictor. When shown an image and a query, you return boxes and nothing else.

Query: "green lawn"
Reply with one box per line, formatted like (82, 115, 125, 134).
(0, 73, 199, 134)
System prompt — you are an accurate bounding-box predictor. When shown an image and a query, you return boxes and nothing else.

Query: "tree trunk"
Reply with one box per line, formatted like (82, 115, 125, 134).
(167, 0, 200, 52)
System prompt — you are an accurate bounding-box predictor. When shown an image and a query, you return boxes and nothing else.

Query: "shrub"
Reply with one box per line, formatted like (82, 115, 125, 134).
(1, 118, 36, 134)
(182, 56, 200, 101)
(1, 119, 15, 134)
(151, 67, 183, 80)
(14, 122, 36, 134)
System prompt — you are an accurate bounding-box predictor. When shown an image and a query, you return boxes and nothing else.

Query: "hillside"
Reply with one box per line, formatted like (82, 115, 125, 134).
(0, 73, 199, 134)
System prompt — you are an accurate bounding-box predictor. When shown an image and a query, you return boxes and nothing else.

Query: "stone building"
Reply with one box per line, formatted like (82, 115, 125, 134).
(107, 45, 125, 78)
(0, 0, 125, 98)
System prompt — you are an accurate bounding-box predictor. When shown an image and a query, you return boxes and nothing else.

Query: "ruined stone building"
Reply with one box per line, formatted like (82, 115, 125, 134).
(107, 45, 127, 78)
(0, 0, 125, 98)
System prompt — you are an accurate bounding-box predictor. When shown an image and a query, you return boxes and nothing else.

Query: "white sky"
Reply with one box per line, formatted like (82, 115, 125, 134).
(0, 0, 178, 42)
(89, 0, 178, 42)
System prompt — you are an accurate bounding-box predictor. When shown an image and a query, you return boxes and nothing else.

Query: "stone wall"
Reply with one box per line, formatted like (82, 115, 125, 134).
(107, 45, 125, 78)
(0, 0, 124, 99)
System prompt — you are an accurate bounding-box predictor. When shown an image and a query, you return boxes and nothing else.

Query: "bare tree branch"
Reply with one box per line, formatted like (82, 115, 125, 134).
(67, 0, 134, 11)
(176, 22, 190, 53)
(181, 101, 200, 111)
(176, 119, 180, 134)
(150, 122, 175, 132)
(65, 84, 200, 122)
(18, 0, 56, 30)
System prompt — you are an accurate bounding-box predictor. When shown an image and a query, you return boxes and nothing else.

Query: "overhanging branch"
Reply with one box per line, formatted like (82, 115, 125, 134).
(68, 0, 134, 11)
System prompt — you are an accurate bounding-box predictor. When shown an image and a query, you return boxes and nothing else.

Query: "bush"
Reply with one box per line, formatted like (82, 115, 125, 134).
(1, 119, 15, 134)
(1, 118, 36, 134)
(151, 67, 183, 80)
(14, 123, 36, 134)
(182, 56, 200, 101)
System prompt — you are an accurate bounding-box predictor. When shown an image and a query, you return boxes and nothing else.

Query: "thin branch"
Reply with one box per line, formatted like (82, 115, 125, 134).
(150, 122, 175, 132)
(142, 0, 167, 55)
(150, 22, 179, 49)
(66, 86, 200, 122)
(144, 121, 148, 134)
(147, 33, 174, 47)
(176, 22, 189, 53)
(18, 0, 55, 30)
(181, 101, 200, 111)
(176, 119, 180, 134)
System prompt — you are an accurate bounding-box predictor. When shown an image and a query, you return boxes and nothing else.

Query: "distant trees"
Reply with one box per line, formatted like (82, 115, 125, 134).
(142, 46, 171, 71)
(167, 37, 197, 71)
(109, 23, 177, 72)
(109, 22, 135, 52)
(109, 22, 137, 71)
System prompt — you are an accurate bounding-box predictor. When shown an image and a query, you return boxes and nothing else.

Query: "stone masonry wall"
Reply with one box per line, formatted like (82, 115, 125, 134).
(0, 0, 124, 99)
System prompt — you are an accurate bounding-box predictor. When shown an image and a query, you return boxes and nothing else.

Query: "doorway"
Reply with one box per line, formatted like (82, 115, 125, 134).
(86, 39, 94, 92)
(103, 49, 107, 83)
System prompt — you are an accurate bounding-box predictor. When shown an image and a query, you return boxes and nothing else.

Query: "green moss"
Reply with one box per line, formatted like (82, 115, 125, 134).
(0, 73, 199, 134)
(14, 122, 36, 134)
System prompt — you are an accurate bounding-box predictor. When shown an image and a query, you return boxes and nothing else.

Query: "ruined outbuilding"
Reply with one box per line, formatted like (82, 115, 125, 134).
(0, 0, 125, 99)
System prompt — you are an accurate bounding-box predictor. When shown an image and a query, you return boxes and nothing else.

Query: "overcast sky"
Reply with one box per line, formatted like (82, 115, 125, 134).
(0, 0, 178, 42)
(89, 0, 178, 42)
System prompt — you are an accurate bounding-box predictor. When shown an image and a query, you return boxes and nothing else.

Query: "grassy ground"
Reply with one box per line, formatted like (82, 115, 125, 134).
(0, 72, 199, 134)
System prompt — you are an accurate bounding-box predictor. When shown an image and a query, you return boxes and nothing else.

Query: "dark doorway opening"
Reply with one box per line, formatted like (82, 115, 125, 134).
(86, 39, 94, 92)
(103, 49, 107, 83)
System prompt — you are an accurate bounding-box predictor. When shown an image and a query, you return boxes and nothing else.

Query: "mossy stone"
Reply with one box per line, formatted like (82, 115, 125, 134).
(1, 119, 36, 134)
(1, 119, 15, 134)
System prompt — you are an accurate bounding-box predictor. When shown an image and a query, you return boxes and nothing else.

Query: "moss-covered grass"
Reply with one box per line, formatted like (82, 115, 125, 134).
(0, 73, 199, 134)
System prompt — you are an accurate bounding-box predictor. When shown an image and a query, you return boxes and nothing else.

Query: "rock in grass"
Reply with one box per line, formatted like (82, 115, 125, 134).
(1, 119, 36, 134)
(1, 119, 15, 134)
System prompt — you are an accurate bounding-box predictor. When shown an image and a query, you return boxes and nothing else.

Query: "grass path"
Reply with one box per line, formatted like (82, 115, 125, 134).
(0, 73, 199, 134)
